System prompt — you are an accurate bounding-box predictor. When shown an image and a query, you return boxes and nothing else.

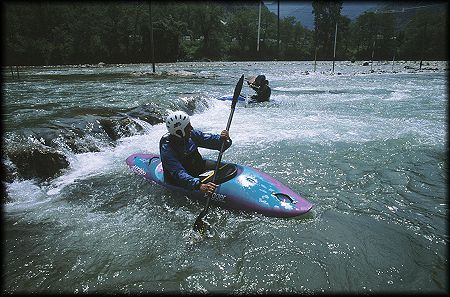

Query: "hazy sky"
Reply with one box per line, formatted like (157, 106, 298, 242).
(262, 1, 381, 28)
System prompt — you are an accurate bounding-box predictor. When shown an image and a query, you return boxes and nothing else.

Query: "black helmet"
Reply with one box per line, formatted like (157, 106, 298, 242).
(255, 75, 266, 85)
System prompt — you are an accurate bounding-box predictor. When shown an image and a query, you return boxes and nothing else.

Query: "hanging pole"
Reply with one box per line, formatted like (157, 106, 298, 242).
(314, 47, 317, 72)
(277, 0, 280, 58)
(419, 23, 427, 70)
(391, 36, 396, 72)
(149, 1, 155, 72)
(370, 39, 376, 72)
(332, 22, 337, 73)
(133, 3, 139, 61)
(313, 26, 318, 72)
(257, 1, 261, 52)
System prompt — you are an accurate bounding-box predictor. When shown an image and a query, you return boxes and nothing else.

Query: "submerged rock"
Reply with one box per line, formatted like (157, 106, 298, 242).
(126, 103, 165, 125)
(2, 99, 204, 188)
(6, 146, 70, 182)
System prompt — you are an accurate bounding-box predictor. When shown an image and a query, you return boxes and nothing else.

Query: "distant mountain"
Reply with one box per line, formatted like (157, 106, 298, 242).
(371, 2, 448, 30)
(264, 1, 447, 30)
(263, 1, 391, 29)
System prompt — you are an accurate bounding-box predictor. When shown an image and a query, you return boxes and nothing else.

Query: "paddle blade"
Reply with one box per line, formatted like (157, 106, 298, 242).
(193, 210, 208, 236)
(231, 74, 245, 109)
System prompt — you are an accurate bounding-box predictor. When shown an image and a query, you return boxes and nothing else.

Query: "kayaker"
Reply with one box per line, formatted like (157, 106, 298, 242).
(159, 110, 232, 194)
(248, 74, 271, 102)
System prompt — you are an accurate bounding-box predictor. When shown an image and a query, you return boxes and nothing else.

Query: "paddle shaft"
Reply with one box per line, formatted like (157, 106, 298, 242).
(194, 74, 244, 228)
(203, 89, 238, 211)
(215, 103, 236, 169)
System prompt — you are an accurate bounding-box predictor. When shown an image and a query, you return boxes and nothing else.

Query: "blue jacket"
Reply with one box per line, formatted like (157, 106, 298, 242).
(159, 129, 232, 190)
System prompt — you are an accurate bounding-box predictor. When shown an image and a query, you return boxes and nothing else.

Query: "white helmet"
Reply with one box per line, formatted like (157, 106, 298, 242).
(165, 111, 190, 138)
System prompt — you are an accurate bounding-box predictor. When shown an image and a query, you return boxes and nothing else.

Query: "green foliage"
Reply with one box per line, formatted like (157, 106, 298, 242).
(348, 11, 396, 60)
(312, 0, 343, 60)
(2, 1, 447, 66)
(279, 16, 314, 60)
(400, 9, 447, 60)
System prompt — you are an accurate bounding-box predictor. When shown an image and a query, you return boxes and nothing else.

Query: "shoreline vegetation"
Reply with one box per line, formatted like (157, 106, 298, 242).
(4, 2, 447, 67)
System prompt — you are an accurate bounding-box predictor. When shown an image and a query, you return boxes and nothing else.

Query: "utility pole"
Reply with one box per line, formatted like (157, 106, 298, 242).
(313, 26, 318, 72)
(370, 39, 376, 72)
(371, 34, 383, 72)
(419, 23, 427, 70)
(277, 0, 280, 59)
(332, 22, 338, 74)
(149, 1, 155, 72)
(314, 47, 317, 72)
(257, 1, 261, 52)
(10, 66, 19, 79)
(391, 36, 397, 72)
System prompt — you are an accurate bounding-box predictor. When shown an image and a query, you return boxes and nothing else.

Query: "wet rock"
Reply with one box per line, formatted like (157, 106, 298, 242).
(126, 103, 165, 125)
(175, 97, 209, 115)
(2, 158, 17, 183)
(7, 146, 70, 182)
(25, 127, 105, 154)
(2, 185, 10, 204)
(2, 99, 206, 186)
(98, 117, 141, 140)
(98, 118, 121, 141)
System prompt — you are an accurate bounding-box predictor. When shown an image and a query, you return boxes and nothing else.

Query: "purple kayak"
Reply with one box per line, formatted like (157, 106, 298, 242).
(217, 94, 247, 101)
(126, 153, 313, 217)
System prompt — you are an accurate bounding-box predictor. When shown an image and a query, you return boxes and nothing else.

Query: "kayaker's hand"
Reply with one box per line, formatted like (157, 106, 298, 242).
(220, 130, 230, 141)
(199, 182, 217, 194)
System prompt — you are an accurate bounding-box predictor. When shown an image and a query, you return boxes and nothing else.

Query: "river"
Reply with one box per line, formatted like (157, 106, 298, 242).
(2, 61, 447, 293)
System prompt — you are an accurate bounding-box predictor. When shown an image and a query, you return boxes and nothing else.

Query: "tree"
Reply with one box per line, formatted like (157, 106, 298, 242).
(188, 3, 226, 60)
(348, 11, 395, 61)
(2, 1, 447, 65)
(256, 5, 278, 60)
(279, 16, 312, 60)
(335, 15, 351, 60)
(227, 7, 258, 59)
(312, 0, 343, 60)
(400, 9, 447, 60)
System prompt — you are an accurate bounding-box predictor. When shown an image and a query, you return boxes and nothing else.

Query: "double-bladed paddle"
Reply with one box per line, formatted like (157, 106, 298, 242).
(193, 74, 244, 235)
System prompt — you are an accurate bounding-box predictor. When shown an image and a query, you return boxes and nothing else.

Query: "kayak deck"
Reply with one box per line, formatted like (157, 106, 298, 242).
(127, 153, 313, 217)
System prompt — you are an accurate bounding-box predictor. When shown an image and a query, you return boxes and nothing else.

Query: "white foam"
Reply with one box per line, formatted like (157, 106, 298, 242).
(5, 179, 50, 212)
(5, 64, 446, 211)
